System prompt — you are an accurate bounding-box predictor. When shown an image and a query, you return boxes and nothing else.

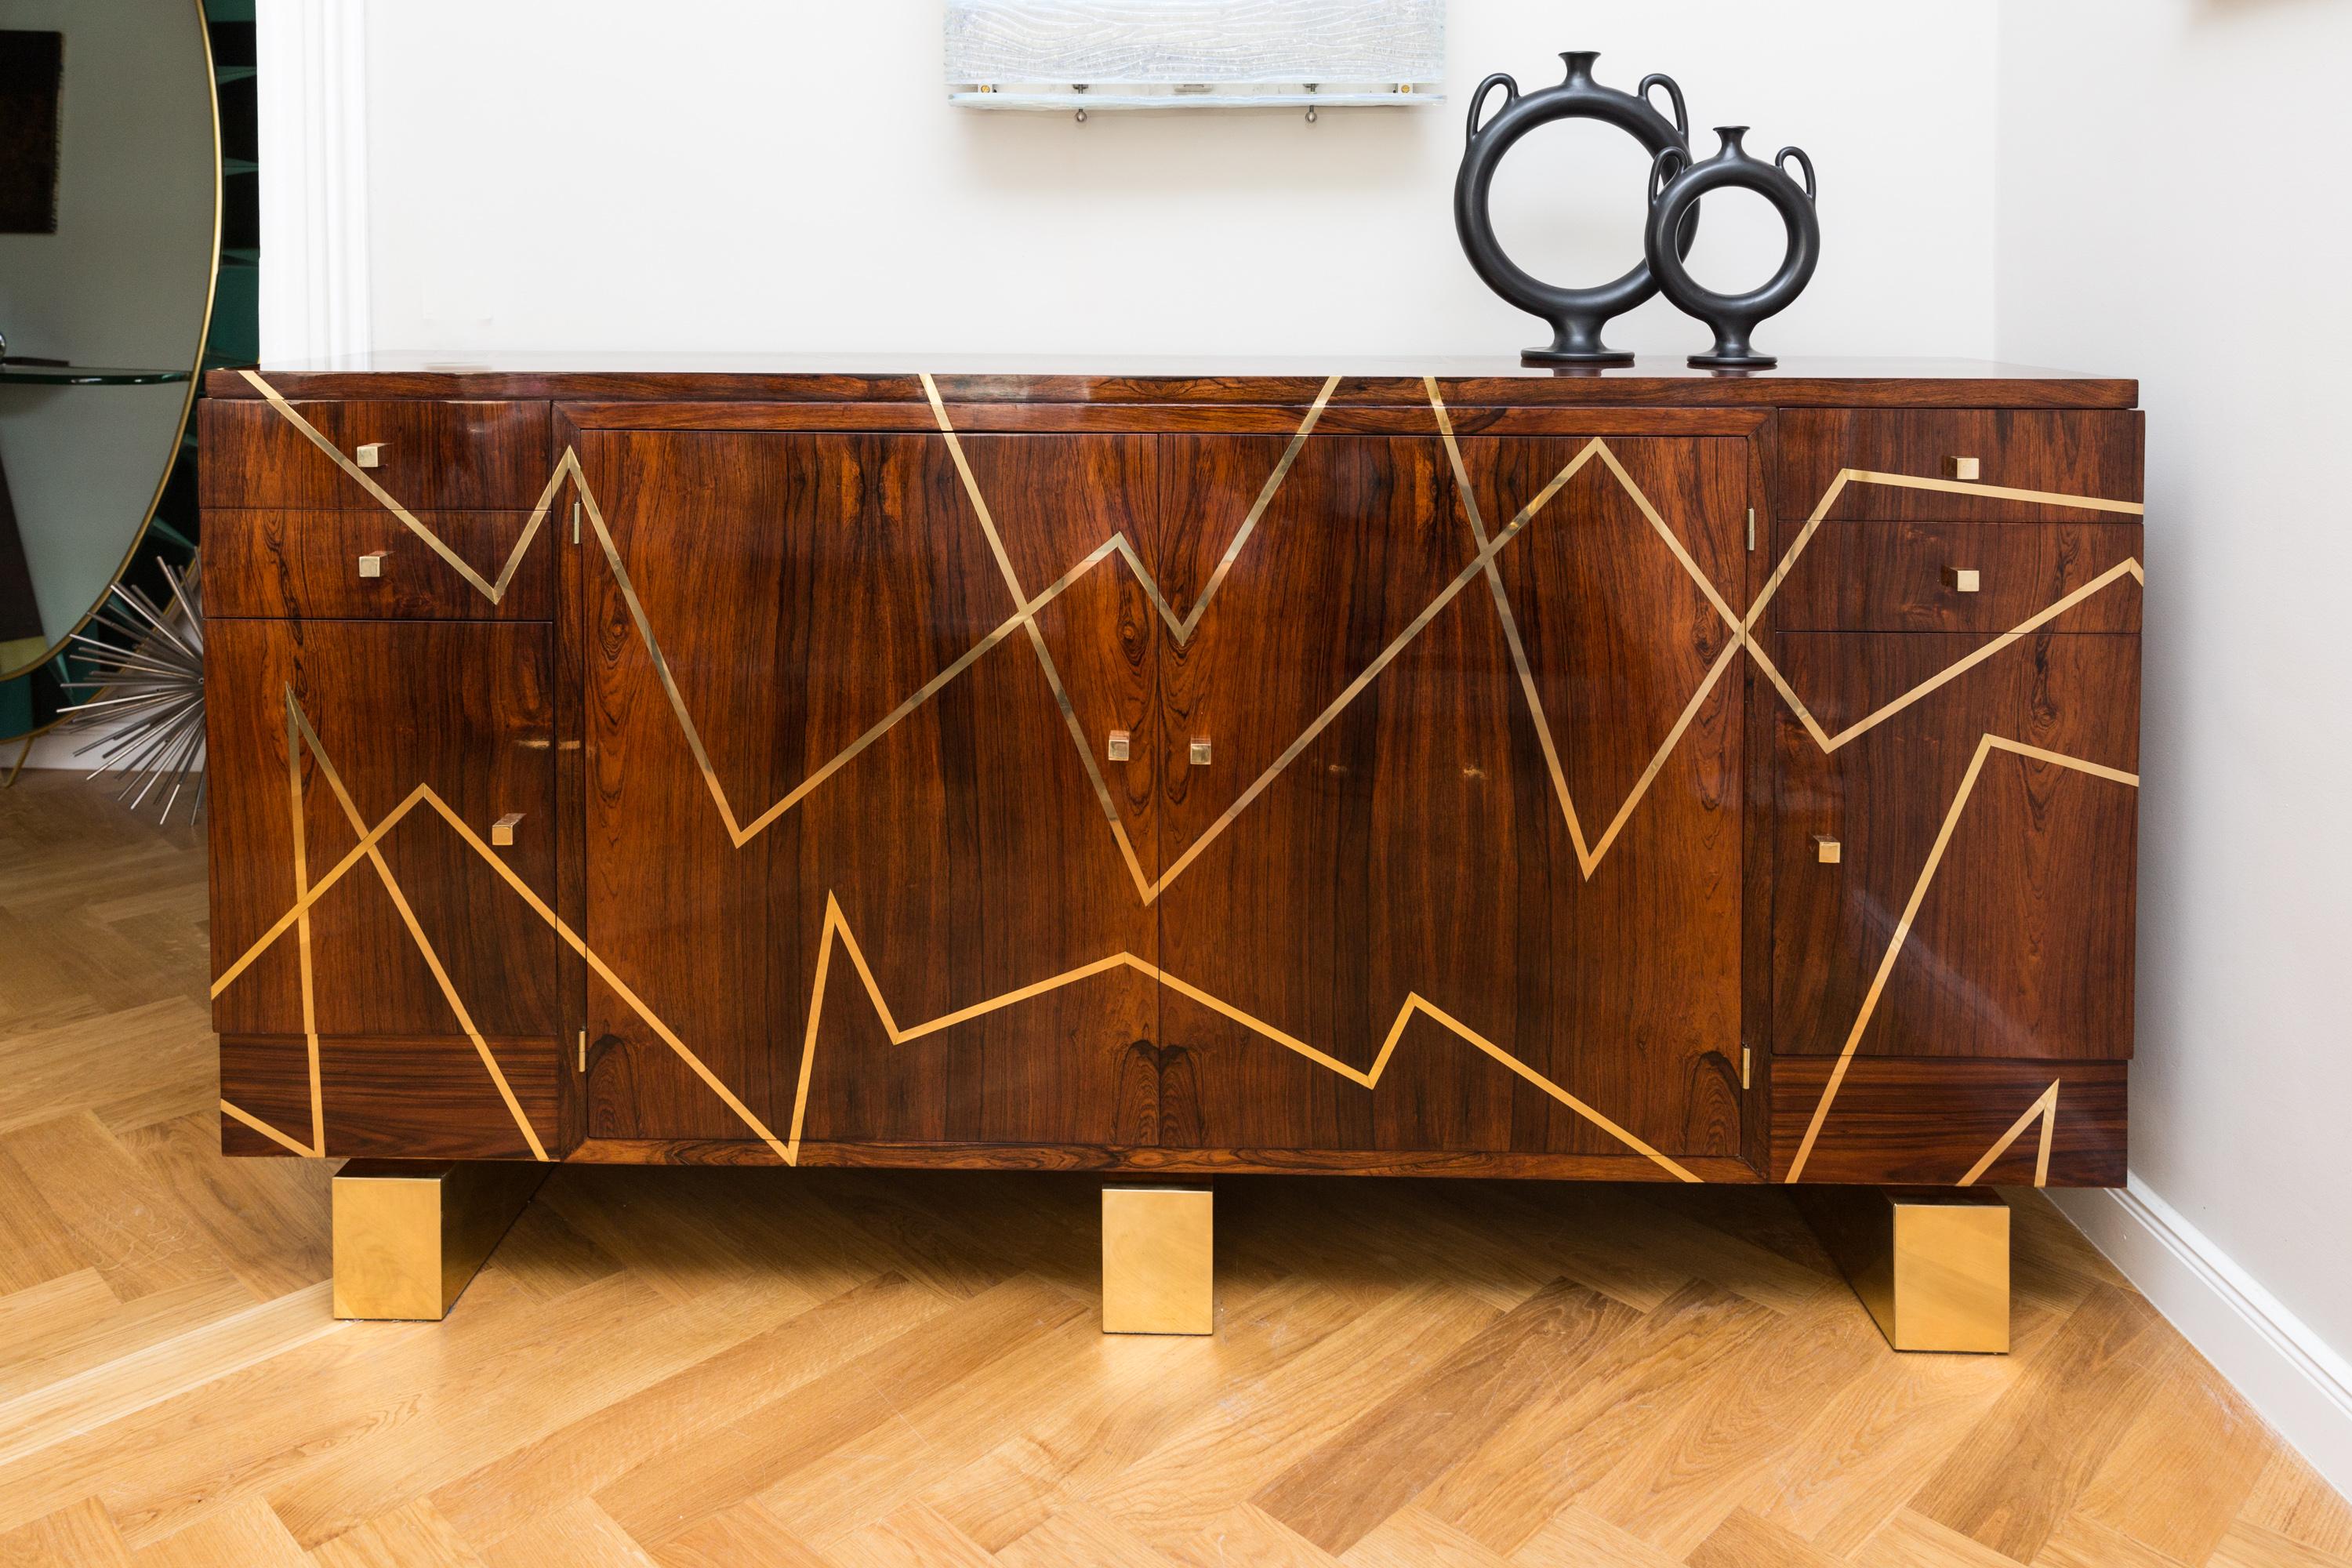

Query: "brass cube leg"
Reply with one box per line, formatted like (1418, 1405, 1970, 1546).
(1102, 1183, 1213, 1335)
(332, 1159, 548, 1320)
(1794, 1185, 2009, 1353)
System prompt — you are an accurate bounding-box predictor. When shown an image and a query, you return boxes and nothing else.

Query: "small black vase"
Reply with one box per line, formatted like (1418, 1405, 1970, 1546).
(1644, 126, 1820, 369)
(1454, 50, 1696, 366)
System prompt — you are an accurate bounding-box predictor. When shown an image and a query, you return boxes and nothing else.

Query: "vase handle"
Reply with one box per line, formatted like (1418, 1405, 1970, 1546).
(1639, 73, 1690, 139)
(1467, 73, 1518, 143)
(1649, 145, 1690, 205)
(1777, 145, 1817, 201)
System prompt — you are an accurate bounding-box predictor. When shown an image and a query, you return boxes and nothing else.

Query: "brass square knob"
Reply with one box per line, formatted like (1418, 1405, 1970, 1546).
(1944, 456, 1980, 481)
(1106, 729, 1131, 762)
(1943, 566, 1980, 593)
(1814, 834, 1842, 865)
(1189, 739, 1212, 767)
(355, 442, 386, 469)
(490, 812, 524, 848)
(357, 553, 385, 579)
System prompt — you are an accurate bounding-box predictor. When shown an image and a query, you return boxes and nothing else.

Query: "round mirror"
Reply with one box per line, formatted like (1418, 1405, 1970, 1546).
(0, 0, 218, 716)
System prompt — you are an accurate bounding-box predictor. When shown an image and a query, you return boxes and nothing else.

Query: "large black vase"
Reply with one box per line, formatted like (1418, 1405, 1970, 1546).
(1454, 51, 1696, 367)
(1645, 126, 1820, 369)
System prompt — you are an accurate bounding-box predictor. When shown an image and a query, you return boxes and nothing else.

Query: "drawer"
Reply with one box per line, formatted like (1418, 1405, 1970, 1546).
(205, 510, 552, 620)
(220, 1034, 558, 1160)
(1772, 409, 2142, 522)
(1770, 1057, 2125, 1185)
(201, 397, 551, 510)
(1768, 520, 2143, 633)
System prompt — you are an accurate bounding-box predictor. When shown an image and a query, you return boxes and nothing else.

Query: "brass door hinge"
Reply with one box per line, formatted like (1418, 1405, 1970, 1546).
(1746, 507, 1756, 551)
(577, 1029, 586, 1073)
(572, 499, 582, 545)
(1740, 1044, 1752, 1090)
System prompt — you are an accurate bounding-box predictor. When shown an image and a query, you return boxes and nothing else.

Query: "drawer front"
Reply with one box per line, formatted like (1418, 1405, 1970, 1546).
(1768, 519, 2143, 633)
(201, 397, 552, 510)
(1770, 1057, 2125, 1185)
(220, 1034, 559, 1160)
(1773, 409, 2143, 523)
(205, 510, 553, 620)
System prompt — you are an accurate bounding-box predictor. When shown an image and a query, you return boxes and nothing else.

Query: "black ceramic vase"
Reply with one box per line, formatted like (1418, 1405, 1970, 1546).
(1454, 50, 1696, 366)
(1644, 126, 1820, 369)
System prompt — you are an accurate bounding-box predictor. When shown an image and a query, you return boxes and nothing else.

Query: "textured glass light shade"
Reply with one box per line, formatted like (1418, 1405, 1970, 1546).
(945, 0, 1445, 110)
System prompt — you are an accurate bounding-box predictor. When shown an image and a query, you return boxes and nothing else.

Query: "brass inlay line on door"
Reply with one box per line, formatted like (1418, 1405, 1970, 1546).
(786, 893, 1697, 1180)
(1782, 736, 2138, 1182)
(1427, 379, 1748, 877)
(1958, 1078, 2060, 1188)
(215, 720, 1693, 1179)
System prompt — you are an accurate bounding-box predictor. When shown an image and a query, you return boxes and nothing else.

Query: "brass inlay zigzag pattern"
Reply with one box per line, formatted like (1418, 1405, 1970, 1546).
(225, 372, 2147, 1181)
(215, 706, 1697, 1179)
(786, 891, 1697, 1179)
(1959, 1077, 2060, 1189)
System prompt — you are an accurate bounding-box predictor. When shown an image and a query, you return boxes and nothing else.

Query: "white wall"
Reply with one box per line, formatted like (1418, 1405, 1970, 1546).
(350, 2, 1997, 361)
(1996, 0, 2352, 1491)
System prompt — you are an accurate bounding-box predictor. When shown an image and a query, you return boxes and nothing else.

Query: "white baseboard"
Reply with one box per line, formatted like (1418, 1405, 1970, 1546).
(2051, 1177, 2352, 1499)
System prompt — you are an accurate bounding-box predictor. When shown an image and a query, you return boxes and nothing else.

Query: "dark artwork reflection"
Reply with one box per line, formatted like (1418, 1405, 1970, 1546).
(0, 30, 63, 235)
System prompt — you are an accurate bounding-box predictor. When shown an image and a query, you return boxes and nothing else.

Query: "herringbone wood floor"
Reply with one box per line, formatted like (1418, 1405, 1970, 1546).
(0, 769, 2345, 1568)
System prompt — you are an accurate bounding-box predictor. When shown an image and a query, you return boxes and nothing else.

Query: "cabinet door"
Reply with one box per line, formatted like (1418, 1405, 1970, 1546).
(208, 618, 561, 1160)
(1149, 431, 1748, 1171)
(1770, 628, 2141, 1061)
(576, 428, 1159, 1156)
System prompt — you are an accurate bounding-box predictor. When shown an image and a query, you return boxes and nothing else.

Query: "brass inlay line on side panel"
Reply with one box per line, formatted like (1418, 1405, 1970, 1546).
(1958, 1078, 2060, 1188)
(1782, 736, 2138, 1182)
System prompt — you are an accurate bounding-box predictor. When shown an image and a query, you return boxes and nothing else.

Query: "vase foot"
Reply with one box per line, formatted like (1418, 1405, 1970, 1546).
(1522, 348, 1635, 368)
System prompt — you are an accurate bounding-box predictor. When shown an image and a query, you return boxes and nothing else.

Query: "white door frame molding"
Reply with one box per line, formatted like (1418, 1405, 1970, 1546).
(255, 0, 370, 363)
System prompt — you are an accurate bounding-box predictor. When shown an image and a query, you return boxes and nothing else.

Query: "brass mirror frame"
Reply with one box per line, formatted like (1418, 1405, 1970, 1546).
(0, 0, 222, 702)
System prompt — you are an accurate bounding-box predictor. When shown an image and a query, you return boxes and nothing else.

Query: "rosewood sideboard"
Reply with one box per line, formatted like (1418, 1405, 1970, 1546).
(200, 357, 2143, 1322)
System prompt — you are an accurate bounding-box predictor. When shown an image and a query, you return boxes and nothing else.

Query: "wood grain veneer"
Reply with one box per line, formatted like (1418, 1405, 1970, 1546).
(203, 361, 2143, 1186)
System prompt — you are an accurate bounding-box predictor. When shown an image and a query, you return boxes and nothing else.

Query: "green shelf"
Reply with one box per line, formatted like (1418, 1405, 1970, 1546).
(0, 364, 194, 386)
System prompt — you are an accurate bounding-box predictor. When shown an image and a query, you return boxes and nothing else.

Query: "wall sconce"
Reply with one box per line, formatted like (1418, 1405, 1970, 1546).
(946, 0, 1445, 118)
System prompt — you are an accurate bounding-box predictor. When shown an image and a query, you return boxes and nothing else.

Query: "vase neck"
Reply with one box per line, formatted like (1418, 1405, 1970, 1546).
(1559, 51, 1600, 85)
(1715, 125, 1751, 157)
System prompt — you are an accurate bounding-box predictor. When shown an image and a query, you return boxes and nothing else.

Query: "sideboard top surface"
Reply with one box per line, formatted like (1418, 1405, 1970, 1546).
(210, 354, 2138, 409)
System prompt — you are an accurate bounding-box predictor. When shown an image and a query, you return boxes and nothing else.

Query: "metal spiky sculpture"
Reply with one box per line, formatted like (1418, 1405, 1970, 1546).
(58, 556, 206, 824)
